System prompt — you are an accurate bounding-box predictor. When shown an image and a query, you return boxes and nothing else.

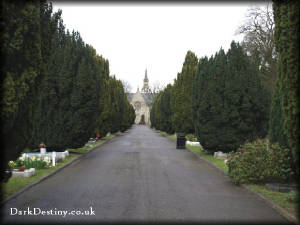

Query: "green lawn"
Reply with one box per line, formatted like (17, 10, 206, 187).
(2, 154, 77, 200)
(187, 145, 229, 172)
(156, 130, 299, 218)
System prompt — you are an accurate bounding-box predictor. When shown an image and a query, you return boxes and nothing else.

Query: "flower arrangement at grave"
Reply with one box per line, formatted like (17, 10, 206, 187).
(8, 155, 52, 171)
(8, 161, 16, 171)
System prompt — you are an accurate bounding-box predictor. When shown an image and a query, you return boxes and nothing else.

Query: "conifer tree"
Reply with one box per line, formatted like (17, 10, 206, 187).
(268, 81, 287, 148)
(1, 0, 42, 161)
(150, 91, 162, 130)
(171, 51, 198, 134)
(272, 0, 299, 176)
(193, 42, 269, 152)
(160, 85, 174, 134)
(150, 85, 174, 134)
(1, 1, 135, 176)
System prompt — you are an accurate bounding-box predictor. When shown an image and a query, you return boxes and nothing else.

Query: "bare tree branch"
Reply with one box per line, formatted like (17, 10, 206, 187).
(236, 2, 277, 95)
(149, 80, 165, 94)
(121, 80, 132, 93)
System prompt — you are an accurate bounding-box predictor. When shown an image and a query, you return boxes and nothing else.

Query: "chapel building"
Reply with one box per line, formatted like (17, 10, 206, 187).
(126, 69, 156, 125)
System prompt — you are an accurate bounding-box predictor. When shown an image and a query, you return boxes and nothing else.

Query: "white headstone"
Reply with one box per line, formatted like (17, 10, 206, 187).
(40, 147, 46, 154)
(52, 151, 56, 166)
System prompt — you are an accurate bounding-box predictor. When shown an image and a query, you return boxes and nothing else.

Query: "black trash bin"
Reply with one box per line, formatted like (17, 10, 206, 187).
(176, 133, 186, 149)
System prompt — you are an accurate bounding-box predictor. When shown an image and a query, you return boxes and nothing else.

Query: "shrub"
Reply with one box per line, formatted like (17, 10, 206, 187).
(227, 139, 294, 184)
(186, 134, 197, 142)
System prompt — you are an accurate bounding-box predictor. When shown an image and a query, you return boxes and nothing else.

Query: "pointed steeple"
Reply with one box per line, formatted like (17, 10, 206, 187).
(144, 69, 148, 82)
(142, 69, 150, 93)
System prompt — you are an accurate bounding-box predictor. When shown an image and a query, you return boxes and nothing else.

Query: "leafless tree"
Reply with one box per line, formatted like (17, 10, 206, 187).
(121, 80, 132, 93)
(149, 80, 165, 94)
(146, 81, 165, 106)
(236, 2, 277, 95)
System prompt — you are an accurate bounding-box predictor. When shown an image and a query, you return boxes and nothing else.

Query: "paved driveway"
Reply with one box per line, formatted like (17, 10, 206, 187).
(1, 125, 287, 224)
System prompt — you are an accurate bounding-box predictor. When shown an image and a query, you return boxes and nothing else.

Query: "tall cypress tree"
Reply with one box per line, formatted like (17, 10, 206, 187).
(160, 84, 174, 134)
(150, 85, 174, 134)
(1, 1, 135, 177)
(1, 1, 42, 162)
(33, 14, 134, 150)
(33, 14, 66, 149)
(272, 0, 299, 176)
(171, 51, 198, 134)
(150, 91, 162, 130)
(269, 81, 287, 148)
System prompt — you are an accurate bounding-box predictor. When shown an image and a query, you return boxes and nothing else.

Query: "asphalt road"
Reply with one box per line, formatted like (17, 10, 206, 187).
(1, 125, 288, 224)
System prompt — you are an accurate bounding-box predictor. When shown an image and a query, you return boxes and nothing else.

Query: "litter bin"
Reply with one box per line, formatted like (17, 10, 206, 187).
(176, 133, 186, 149)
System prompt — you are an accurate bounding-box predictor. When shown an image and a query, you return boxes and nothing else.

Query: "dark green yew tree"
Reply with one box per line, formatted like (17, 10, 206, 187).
(150, 91, 163, 131)
(1, 0, 42, 162)
(150, 85, 174, 134)
(268, 81, 287, 148)
(272, 0, 299, 177)
(193, 42, 269, 153)
(171, 51, 198, 134)
(1, 1, 135, 178)
(159, 84, 174, 134)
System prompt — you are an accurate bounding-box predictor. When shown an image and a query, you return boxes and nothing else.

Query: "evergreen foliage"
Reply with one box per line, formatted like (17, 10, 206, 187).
(150, 85, 174, 134)
(1, 0, 43, 162)
(272, 0, 299, 177)
(171, 51, 198, 134)
(1, 1, 135, 175)
(159, 85, 174, 134)
(151, 51, 197, 134)
(268, 81, 287, 148)
(192, 42, 269, 153)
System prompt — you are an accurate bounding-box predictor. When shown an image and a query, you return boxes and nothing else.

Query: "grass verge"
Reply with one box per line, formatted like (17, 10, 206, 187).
(249, 184, 298, 216)
(66, 133, 118, 154)
(2, 154, 76, 200)
(156, 129, 299, 219)
(187, 145, 229, 172)
(2, 132, 120, 201)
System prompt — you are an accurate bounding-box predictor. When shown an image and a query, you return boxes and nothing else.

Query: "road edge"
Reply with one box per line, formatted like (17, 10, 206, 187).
(1, 131, 122, 205)
(156, 130, 298, 224)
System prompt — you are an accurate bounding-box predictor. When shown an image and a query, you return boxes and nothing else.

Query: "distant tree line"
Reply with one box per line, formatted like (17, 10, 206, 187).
(1, 1, 135, 170)
(151, 1, 298, 175)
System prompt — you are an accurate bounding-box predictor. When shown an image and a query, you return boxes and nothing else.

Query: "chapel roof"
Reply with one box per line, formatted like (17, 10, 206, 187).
(126, 92, 157, 107)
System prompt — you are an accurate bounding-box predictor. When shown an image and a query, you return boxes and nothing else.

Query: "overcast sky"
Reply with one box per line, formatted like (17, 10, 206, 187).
(52, 2, 267, 92)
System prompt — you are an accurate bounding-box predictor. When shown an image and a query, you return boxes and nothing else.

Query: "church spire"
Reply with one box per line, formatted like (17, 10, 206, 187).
(144, 69, 148, 82)
(142, 69, 150, 93)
